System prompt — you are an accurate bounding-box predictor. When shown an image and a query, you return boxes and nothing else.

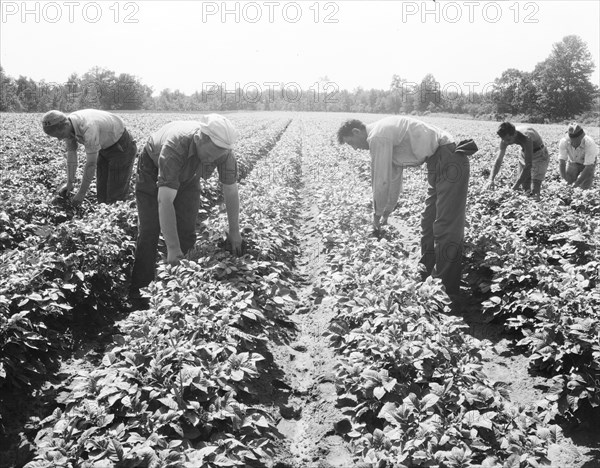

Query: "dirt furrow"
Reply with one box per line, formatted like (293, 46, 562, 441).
(270, 128, 357, 468)
(385, 213, 600, 467)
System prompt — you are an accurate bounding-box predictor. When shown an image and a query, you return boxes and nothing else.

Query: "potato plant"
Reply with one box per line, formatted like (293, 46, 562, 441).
(1, 112, 598, 468)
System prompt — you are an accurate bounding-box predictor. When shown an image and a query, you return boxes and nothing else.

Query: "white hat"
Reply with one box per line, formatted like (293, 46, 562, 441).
(566, 122, 584, 139)
(198, 114, 238, 149)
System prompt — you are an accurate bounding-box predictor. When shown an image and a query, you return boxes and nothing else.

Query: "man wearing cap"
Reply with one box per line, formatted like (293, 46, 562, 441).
(486, 122, 549, 199)
(41, 109, 137, 204)
(336, 116, 478, 302)
(558, 123, 598, 190)
(129, 114, 242, 307)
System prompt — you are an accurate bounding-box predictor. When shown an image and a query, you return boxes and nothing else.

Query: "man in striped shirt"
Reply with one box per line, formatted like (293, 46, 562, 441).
(337, 116, 477, 300)
(41, 109, 137, 204)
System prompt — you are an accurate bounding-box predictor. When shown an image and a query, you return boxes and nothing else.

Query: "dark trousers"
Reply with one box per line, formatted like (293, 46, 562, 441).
(419, 143, 470, 296)
(130, 150, 200, 292)
(96, 129, 137, 204)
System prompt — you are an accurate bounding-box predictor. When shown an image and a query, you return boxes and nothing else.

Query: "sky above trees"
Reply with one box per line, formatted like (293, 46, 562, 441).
(1, 1, 599, 96)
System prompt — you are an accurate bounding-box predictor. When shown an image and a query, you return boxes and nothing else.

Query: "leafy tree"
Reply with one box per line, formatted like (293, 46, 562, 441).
(80, 66, 116, 109)
(493, 68, 531, 115)
(534, 35, 598, 119)
(418, 73, 440, 112)
(64, 73, 80, 112)
(0, 66, 22, 111)
(389, 75, 407, 114)
(113, 73, 153, 110)
(16, 75, 40, 111)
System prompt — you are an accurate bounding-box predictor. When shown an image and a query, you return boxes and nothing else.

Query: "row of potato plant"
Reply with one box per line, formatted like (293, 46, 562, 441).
(347, 117, 600, 427)
(0, 116, 291, 400)
(462, 179, 600, 422)
(300, 117, 563, 468)
(0, 115, 290, 252)
(22, 120, 305, 467)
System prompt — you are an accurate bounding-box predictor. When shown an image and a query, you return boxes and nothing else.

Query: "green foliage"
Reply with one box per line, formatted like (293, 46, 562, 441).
(18, 117, 302, 467)
(2, 112, 598, 467)
(533, 35, 598, 119)
(300, 117, 567, 467)
(463, 184, 600, 419)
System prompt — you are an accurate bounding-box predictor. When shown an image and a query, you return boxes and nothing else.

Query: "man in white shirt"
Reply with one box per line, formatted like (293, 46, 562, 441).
(337, 116, 478, 299)
(558, 123, 598, 190)
(42, 109, 137, 204)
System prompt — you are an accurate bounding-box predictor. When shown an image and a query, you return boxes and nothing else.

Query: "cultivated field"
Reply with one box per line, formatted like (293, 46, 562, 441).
(1, 111, 599, 468)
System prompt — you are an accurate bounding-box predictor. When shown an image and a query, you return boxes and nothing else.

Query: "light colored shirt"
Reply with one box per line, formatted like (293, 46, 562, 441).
(65, 109, 125, 154)
(366, 116, 454, 216)
(558, 135, 598, 165)
(144, 121, 237, 190)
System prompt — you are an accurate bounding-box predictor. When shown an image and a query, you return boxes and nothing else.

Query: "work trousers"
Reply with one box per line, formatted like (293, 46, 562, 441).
(419, 143, 470, 296)
(130, 150, 200, 291)
(96, 128, 137, 204)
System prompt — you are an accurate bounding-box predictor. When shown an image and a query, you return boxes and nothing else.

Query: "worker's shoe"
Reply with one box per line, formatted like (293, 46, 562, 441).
(127, 289, 150, 311)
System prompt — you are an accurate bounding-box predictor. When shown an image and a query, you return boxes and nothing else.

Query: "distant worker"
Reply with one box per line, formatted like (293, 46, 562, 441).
(337, 116, 478, 301)
(129, 114, 243, 309)
(486, 122, 549, 199)
(558, 123, 598, 190)
(41, 109, 137, 204)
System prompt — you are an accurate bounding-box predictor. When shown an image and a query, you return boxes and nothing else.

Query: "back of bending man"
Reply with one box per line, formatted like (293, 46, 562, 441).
(487, 121, 549, 198)
(41, 109, 137, 204)
(129, 114, 242, 308)
(337, 116, 478, 299)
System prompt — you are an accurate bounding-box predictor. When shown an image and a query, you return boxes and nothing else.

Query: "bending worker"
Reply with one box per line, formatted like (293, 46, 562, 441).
(41, 109, 137, 204)
(129, 114, 242, 308)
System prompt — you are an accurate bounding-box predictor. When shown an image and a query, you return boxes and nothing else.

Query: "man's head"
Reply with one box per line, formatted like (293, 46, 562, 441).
(41, 110, 72, 139)
(497, 121, 517, 145)
(195, 114, 238, 162)
(567, 122, 585, 148)
(337, 119, 369, 150)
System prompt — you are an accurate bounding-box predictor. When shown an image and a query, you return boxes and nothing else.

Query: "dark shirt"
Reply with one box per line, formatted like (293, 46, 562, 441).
(144, 121, 237, 190)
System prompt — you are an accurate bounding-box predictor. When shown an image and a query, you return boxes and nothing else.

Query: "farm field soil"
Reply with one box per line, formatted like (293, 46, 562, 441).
(369, 221, 600, 468)
(266, 134, 356, 467)
(1, 111, 599, 467)
(258, 113, 600, 467)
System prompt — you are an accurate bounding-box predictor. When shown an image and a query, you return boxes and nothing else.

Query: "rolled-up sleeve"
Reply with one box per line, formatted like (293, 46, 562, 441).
(369, 137, 395, 216)
(157, 141, 186, 190)
(584, 139, 599, 165)
(216, 150, 238, 185)
(558, 139, 569, 161)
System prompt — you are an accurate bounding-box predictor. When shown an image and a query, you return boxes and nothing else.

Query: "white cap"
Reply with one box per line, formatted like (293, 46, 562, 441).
(198, 114, 238, 149)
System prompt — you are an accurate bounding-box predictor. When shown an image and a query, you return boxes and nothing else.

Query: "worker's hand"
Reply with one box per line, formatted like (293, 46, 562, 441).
(57, 183, 73, 197)
(228, 232, 243, 256)
(166, 248, 184, 265)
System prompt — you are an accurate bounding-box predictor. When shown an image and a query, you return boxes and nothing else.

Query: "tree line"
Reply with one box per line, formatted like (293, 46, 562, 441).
(1, 35, 598, 123)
